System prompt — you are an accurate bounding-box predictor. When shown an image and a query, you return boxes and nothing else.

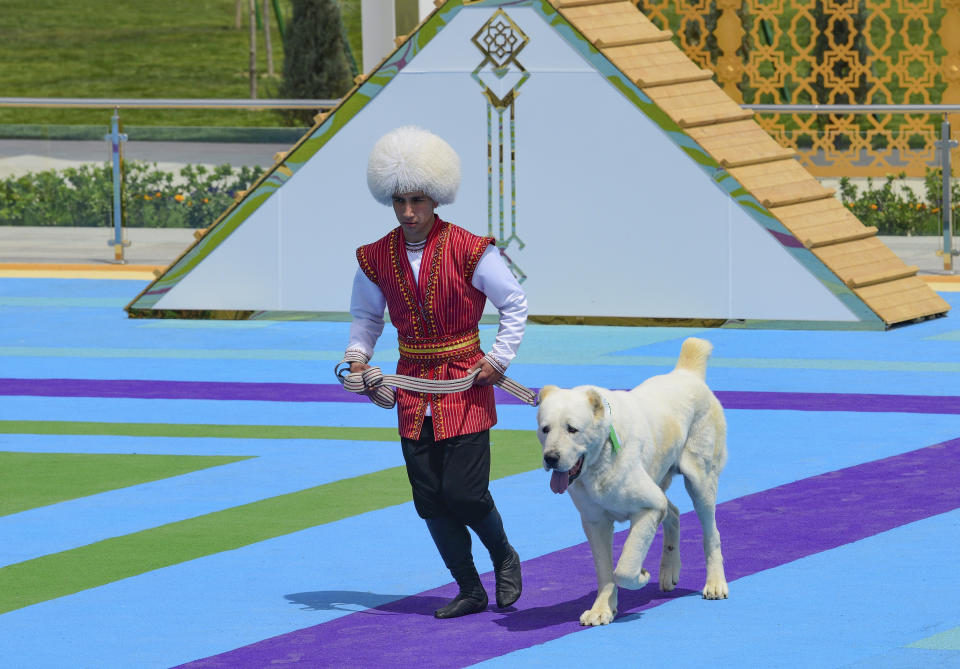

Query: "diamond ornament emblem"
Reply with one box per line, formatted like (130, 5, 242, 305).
(470, 9, 530, 283)
(472, 11, 529, 68)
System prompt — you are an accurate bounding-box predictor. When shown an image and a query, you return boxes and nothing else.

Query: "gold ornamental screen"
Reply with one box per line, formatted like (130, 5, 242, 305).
(635, 0, 960, 176)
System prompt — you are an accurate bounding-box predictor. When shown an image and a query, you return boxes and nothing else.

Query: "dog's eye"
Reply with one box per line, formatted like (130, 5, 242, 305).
(566, 425, 578, 434)
(541, 425, 550, 434)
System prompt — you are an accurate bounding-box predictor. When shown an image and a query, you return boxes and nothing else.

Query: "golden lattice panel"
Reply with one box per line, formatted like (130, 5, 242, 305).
(636, 0, 960, 176)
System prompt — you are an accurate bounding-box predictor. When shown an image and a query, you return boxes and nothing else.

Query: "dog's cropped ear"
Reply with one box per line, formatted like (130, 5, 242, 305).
(586, 389, 605, 420)
(538, 385, 559, 403)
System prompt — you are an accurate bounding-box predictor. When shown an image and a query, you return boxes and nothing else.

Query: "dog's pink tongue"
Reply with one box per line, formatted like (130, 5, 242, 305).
(550, 469, 569, 494)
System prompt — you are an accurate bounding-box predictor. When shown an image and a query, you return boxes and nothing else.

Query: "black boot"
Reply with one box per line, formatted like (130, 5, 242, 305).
(425, 517, 488, 619)
(468, 506, 522, 608)
(434, 564, 488, 619)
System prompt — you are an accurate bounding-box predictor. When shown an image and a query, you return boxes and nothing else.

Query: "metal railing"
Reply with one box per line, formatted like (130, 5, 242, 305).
(0, 97, 338, 263)
(0, 97, 338, 110)
(745, 104, 959, 272)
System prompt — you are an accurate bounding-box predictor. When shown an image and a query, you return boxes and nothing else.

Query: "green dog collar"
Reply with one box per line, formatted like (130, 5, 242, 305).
(602, 398, 621, 454)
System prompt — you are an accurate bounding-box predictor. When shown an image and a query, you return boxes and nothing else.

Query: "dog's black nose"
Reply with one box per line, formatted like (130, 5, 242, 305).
(543, 452, 560, 469)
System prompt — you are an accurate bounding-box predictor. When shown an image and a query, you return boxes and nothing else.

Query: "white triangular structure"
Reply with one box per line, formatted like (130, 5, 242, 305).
(128, 0, 948, 329)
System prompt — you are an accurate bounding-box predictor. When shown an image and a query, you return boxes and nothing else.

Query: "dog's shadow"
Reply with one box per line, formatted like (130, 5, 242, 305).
(285, 590, 447, 617)
(492, 586, 700, 632)
(286, 585, 700, 627)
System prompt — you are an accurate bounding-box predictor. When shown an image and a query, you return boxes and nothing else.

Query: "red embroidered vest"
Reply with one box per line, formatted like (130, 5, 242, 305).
(357, 218, 498, 440)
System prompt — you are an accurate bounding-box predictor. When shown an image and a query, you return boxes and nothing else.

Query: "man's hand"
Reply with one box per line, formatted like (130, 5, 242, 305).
(350, 361, 371, 374)
(349, 361, 374, 395)
(469, 358, 503, 386)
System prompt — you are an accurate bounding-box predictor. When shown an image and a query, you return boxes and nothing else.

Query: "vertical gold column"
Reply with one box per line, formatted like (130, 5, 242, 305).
(941, 0, 960, 175)
(714, 0, 745, 101)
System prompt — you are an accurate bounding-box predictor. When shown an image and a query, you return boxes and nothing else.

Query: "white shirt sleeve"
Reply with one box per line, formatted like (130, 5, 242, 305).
(346, 268, 386, 362)
(471, 245, 527, 370)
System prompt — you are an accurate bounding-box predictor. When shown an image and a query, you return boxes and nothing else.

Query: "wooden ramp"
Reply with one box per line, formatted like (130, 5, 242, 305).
(551, 0, 949, 327)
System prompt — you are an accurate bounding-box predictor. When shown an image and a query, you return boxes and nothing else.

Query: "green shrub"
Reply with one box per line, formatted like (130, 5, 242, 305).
(278, 0, 354, 125)
(0, 162, 265, 228)
(837, 169, 959, 235)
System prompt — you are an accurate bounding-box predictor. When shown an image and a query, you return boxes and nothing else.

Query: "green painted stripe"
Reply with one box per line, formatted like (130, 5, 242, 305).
(0, 452, 250, 516)
(0, 421, 400, 441)
(0, 430, 541, 614)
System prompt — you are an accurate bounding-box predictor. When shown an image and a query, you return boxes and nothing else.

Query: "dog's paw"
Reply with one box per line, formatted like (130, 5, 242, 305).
(580, 606, 615, 626)
(660, 562, 680, 592)
(702, 578, 729, 600)
(659, 554, 681, 592)
(613, 567, 650, 591)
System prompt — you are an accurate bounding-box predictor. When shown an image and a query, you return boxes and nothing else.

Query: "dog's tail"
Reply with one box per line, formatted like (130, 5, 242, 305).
(674, 337, 713, 379)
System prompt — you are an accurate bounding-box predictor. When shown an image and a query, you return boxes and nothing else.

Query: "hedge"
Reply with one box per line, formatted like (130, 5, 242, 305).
(0, 161, 265, 228)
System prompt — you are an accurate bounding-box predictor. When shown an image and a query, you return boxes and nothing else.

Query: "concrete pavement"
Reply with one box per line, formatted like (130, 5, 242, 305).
(0, 225, 197, 267)
(879, 234, 960, 275)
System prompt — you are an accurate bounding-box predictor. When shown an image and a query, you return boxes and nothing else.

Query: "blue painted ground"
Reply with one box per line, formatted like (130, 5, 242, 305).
(1, 277, 959, 668)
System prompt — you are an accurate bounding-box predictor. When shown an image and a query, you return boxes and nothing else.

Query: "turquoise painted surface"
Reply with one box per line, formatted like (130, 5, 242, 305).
(3, 278, 960, 666)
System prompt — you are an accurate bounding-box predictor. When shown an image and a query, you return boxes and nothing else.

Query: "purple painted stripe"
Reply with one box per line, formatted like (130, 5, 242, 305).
(178, 438, 960, 668)
(768, 228, 805, 248)
(2, 378, 960, 414)
(714, 390, 960, 414)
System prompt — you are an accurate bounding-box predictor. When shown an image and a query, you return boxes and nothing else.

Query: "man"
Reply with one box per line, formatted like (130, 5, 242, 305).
(343, 126, 527, 619)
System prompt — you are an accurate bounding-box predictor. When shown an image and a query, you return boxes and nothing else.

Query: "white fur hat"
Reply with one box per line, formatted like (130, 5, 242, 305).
(366, 126, 461, 206)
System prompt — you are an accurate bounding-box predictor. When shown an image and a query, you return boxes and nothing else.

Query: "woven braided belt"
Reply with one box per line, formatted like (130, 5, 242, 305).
(397, 330, 481, 363)
(335, 350, 538, 409)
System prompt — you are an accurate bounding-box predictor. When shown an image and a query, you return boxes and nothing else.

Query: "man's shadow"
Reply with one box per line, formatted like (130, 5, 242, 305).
(285, 590, 448, 617)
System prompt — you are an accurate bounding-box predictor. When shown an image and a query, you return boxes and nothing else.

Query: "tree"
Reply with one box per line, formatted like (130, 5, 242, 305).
(279, 0, 354, 125)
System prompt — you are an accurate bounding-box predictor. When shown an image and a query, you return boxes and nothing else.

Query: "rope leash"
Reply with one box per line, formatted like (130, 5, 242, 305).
(335, 351, 538, 408)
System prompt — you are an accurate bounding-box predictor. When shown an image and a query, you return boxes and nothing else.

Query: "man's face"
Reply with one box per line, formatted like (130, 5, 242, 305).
(393, 191, 437, 243)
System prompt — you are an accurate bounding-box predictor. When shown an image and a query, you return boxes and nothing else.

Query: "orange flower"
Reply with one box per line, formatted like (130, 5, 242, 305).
(870, 203, 878, 210)
(155, 191, 161, 198)
(174, 194, 185, 203)
(143, 194, 151, 200)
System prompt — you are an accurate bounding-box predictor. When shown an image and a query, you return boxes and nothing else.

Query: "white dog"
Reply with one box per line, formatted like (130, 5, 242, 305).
(536, 337, 728, 626)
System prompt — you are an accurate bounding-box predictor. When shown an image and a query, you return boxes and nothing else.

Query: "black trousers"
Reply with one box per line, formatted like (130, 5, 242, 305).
(400, 416, 494, 524)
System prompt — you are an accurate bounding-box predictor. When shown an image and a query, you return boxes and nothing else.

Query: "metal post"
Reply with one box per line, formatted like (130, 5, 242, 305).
(935, 117, 959, 272)
(105, 107, 130, 263)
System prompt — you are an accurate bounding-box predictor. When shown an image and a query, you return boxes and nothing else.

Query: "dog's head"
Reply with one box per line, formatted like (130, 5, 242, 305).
(536, 384, 609, 494)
